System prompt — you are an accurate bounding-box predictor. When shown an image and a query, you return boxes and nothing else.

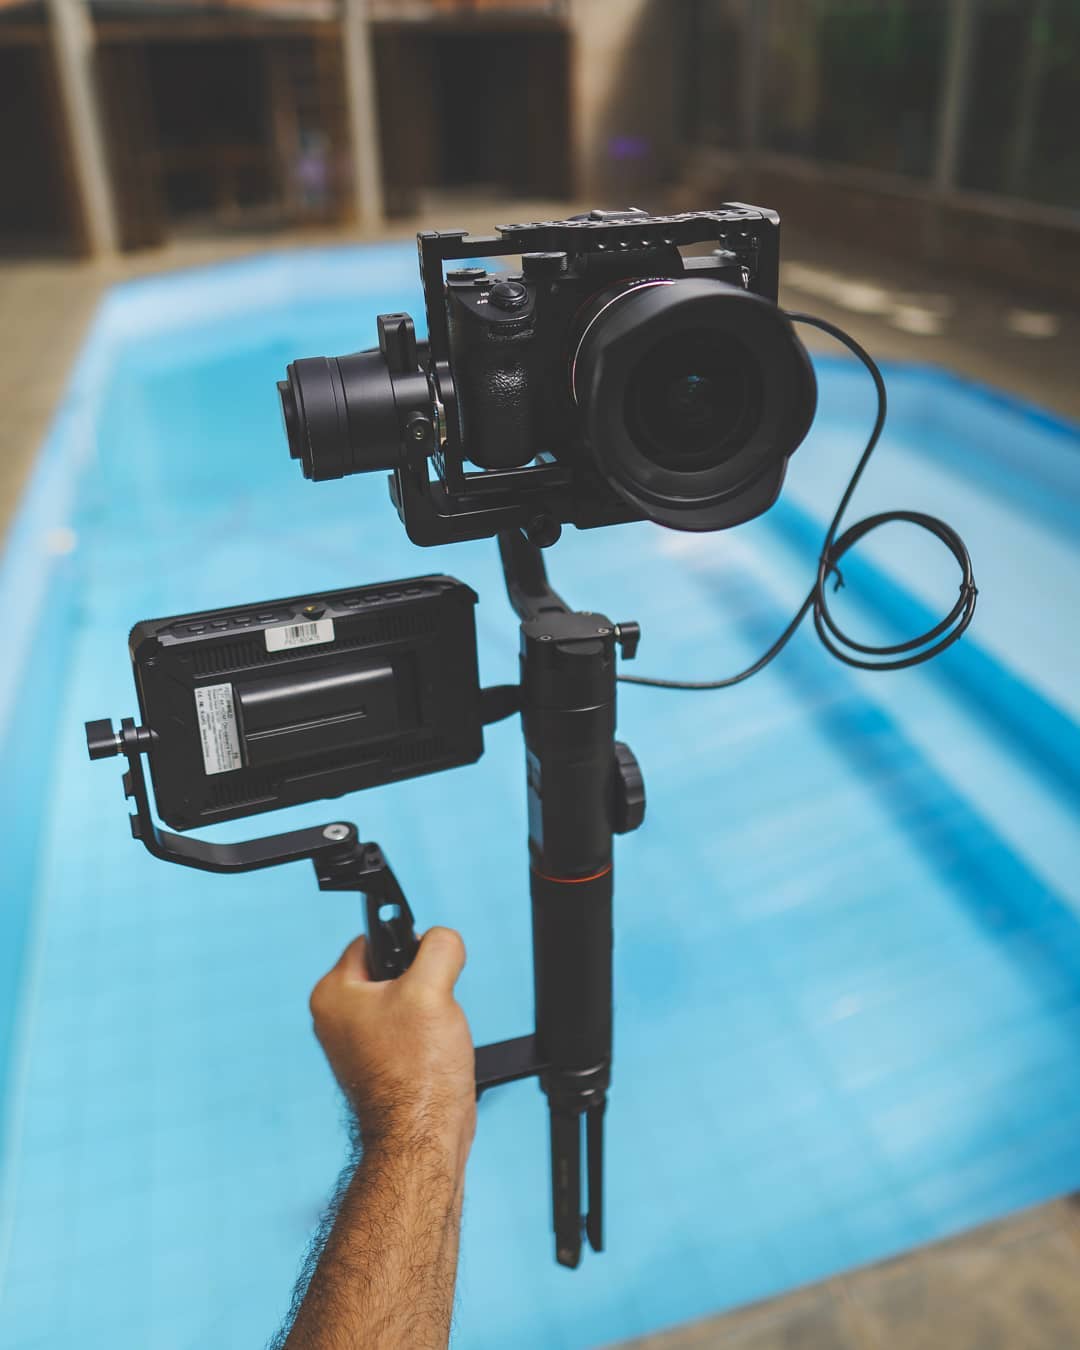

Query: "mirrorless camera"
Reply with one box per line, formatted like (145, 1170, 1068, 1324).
(277, 207, 817, 544)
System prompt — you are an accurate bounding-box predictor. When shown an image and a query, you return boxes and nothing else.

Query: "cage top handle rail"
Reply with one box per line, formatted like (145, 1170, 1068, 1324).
(418, 206, 780, 366)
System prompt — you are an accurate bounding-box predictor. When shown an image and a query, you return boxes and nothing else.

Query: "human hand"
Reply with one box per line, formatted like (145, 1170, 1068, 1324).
(309, 927, 476, 1170)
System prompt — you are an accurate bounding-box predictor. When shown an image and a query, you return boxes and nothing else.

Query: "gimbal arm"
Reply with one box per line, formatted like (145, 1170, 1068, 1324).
(498, 527, 568, 620)
(496, 529, 645, 1267)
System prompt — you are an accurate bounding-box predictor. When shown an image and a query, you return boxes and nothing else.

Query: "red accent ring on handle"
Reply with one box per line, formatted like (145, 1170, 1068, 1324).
(533, 864, 613, 886)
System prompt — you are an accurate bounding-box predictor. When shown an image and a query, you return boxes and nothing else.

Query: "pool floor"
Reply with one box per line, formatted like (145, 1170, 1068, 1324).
(1, 246, 1079, 1349)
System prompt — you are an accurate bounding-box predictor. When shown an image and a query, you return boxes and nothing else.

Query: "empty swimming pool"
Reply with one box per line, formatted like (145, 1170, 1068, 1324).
(1, 244, 1079, 1350)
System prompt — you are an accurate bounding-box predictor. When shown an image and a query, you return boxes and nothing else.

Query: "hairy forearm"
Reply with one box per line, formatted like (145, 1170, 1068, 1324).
(280, 1129, 467, 1350)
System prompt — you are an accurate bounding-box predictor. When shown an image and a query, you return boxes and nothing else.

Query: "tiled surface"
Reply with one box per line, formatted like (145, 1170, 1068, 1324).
(1, 235, 1079, 1349)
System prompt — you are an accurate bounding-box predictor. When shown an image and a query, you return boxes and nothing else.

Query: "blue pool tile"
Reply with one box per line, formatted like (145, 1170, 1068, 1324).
(1, 246, 1079, 1349)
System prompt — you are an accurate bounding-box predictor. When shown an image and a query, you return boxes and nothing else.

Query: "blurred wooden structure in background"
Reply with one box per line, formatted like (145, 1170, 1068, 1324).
(0, 0, 685, 257)
(95, 16, 353, 249)
(2, 0, 1077, 299)
(0, 4, 89, 254)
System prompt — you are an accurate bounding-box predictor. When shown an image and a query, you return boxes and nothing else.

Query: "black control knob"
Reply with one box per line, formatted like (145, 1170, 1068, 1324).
(613, 742, 645, 834)
(489, 280, 529, 311)
(85, 718, 121, 760)
(614, 621, 640, 661)
(526, 513, 562, 548)
(522, 251, 568, 279)
(447, 267, 487, 284)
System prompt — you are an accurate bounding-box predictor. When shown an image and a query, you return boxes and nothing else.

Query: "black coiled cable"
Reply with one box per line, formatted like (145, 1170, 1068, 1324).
(618, 312, 978, 691)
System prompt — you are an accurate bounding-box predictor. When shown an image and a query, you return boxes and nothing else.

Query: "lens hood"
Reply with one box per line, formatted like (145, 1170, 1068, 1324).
(571, 278, 817, 531)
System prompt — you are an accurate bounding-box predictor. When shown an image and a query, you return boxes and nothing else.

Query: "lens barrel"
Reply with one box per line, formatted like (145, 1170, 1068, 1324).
(571, 278, 816, 531)
(278, 351, 401, 481)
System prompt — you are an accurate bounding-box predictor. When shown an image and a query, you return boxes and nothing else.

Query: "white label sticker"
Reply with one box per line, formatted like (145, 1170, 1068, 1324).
(194, 683, 242, 776)
(265, 618, 335, 653)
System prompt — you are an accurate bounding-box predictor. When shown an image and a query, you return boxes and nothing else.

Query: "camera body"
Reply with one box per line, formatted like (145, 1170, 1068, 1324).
(444, 235, 752, 473)
(278, 207, 816, 546)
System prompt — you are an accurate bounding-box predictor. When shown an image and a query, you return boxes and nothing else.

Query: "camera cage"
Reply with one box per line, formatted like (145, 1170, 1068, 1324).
(391, 207, 781, 547)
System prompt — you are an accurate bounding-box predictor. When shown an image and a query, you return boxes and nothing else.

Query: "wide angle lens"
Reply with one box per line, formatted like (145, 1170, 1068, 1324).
(570, 278, 817, 531)
(626, 328, 765, 473)
(278, 350, 401, 481)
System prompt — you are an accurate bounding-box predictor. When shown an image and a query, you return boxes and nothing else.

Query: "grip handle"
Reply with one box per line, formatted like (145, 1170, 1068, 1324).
(364, 874, 419, 980)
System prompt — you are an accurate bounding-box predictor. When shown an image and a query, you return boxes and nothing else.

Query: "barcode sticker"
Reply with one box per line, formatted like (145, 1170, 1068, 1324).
(194, 682, 242, 776)
(265, 618, 335, 652)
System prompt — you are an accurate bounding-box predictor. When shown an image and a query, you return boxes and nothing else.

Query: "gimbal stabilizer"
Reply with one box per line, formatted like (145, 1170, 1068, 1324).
(86, 528, 643, 1269)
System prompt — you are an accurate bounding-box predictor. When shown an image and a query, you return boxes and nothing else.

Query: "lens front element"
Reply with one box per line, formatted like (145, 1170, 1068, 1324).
(572, 278, 816, 531)
(627, 328, 765, 473)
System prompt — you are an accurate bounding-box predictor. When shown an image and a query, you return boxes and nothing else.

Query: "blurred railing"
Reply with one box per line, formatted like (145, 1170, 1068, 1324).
(105, 0, 338, 15)
(368, 0, 568, 18)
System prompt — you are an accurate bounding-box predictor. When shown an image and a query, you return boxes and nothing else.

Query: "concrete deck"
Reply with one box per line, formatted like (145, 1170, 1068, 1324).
(613, 1198, 1080, 1350)
(2, 201, 1079, 1347)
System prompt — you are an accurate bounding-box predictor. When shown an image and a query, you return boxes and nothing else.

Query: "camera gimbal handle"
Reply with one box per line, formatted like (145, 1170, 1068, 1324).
(496, 528, 645, 1266)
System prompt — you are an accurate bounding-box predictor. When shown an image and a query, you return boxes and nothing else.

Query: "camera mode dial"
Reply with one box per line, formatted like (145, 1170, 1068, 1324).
(489, 280, 529, 311)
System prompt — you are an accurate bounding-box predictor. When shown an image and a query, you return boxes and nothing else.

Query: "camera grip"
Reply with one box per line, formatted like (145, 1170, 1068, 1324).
(447, 298, 537, 468)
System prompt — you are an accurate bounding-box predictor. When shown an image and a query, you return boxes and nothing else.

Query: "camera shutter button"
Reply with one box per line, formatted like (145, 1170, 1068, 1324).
(489, 280, 529, 311)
